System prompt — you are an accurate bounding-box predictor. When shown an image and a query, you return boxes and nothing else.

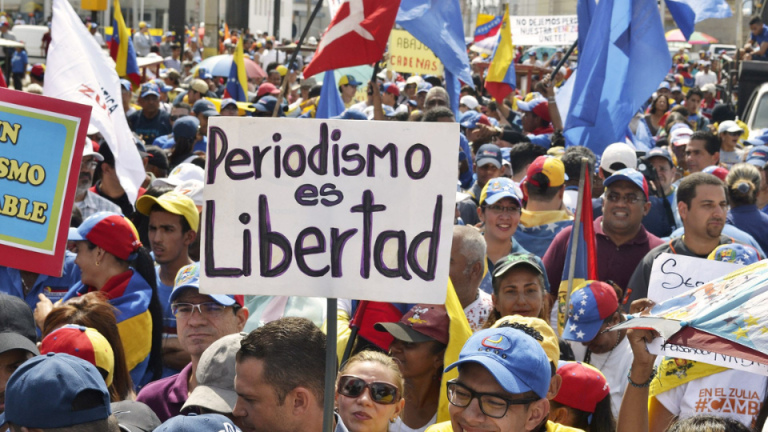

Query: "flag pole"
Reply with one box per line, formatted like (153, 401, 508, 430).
(323, 297, 337, 432)
(550, 39, 577, 82)
(340, 300, 370, 368)
(272, 0, 324, 117)
(564, 158, 589, 314)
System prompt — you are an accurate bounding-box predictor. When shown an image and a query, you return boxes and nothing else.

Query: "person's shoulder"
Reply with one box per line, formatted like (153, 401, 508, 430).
(546, 421, 586, 432)
(136, 371, 182, 401)
(425, 421, 453, 432)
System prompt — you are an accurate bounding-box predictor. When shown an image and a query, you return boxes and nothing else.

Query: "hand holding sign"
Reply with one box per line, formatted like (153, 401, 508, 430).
(647, 253, 741, 304)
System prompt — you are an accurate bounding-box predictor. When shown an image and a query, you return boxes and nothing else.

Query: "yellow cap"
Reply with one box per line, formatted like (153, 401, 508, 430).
(276, 65, 288, 76)
(136, 191, 200, 232)
(139, 21, 147, 28)
(491, 315, 559, 364)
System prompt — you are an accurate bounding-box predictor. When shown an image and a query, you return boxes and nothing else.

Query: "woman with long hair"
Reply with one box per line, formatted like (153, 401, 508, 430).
(645, 94, 670, 136)
(725, 163, 768, 253)
(336, 351, 405, 432)
(484, 253, 551, 329)
(42, 292, 135, 401)
(375, 305, 449, 432)
(35, 212, 164, 389)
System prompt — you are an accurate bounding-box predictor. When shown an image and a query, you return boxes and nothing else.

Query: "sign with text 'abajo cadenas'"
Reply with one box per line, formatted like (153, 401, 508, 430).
(200, 118, 457, 304)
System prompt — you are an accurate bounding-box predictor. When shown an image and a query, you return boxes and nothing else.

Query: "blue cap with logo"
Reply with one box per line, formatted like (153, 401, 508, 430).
(645, 147, 675, 167)
(169, 262, 239, 306)
(746, 145, 768, 168)
(220, 98, 238, 110)
(0, 353, 111, 428)
(562, 281, 619, 343)
(707, 244, 760, 265)
(459, 110, 481, 128)
(153, 78, 173, 93)
(476, 144, 503, 169)
(173, 116, 200, 139)
(479, 177, 522, 206)
(140, 82, 160, 98)
(192, 99, 219, 117)
(197, 67, 213, 80)
(444, 327, 551, 399)
(157, 413, 241, 432)
(603, 168, 649, 201)
(253, 96, 285, 116)
(120, 78, 132, 93)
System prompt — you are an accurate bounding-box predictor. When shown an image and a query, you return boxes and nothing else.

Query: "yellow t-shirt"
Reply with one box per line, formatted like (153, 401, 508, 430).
(425, 420, 584, 432)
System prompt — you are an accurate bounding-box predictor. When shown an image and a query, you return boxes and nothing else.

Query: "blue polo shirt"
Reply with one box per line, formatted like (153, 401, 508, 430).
(727, 205, 768, 254)
(0, 251, 81, 312)
(751, 24, 768, 60)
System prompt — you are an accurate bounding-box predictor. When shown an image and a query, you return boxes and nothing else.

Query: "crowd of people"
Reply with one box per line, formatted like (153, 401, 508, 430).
(2, 10, 768, 432)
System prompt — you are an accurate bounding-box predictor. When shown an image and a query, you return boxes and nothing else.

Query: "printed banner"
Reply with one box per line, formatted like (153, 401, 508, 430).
(0, 88, 91, 276)
(648, 253, 741, 304)
(200, 118, 457, 304)
(648, 338, 768, 377)
(510, 15, 578, 46)
(388, 29, 444, 76)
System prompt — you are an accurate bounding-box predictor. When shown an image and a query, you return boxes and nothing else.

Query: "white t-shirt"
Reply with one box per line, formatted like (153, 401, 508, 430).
(655, 368, 767, 429)
(562, 189, 578, 214)
(720, 149, 745, 169)
(464, 290, 493, 333)
(390, 413, 437, 432)
(695, 70, 718, 87)
(569, 335, 633, 418)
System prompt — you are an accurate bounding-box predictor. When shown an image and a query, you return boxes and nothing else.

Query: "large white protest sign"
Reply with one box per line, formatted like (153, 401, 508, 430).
(200, 118, 457, 304)
(648, 253, 741, 304)
(648, 338, 768, 377)
(510, 15, 578, 46)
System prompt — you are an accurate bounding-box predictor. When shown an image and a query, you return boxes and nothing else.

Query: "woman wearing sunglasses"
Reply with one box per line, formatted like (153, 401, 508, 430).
(336, 351, 405, 432)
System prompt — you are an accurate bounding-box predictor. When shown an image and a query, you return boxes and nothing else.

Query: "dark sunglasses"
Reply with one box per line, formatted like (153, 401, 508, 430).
(337, 375, 400, 405)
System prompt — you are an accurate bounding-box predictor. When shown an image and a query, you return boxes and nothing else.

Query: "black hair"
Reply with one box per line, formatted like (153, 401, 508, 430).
(265, 62, 278, 74)
(562, 146, 596, 184)
(393, 112, 410, 122)
(460, 85, 476, 97)
(71, 206, 83, 228)
(422, 107, 455, 123)
(750, 15, 763, 26)
(649, 94, 670, 115)
(689, 131, 720, 156)
(685, 87, 704, 101)
(711, 104, 736, 124)
(508, 142, 546, 177)
(676, 172, 728, 208)
(150, 46, 160, 54)
(527, 174, 562, 200)
(550, 395, 616, 432)
(666, 415, 752, 432)
(725, 163, 761, 207)
(169, 136, 196, 169)
(309, 85, 322, 98)
(172, 101, 192, 111)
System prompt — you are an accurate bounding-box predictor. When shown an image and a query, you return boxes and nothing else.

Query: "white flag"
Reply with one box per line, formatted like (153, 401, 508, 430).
(44, 0, 144, 204)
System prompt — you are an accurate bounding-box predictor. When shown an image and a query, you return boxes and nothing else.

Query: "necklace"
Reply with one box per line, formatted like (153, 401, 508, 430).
(584, 331, 623, 371)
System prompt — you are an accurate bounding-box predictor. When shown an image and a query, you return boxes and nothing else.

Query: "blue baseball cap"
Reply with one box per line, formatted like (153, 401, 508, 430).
(192, 99, 219, 117)
(157, 413, 241, 432)
(475, 144, 503, 169)
(746, 145, 768, 168)
(153, 78, 173, 93)
(140, 82, 160, 98)
(459, 110, 481, 128)
(417, 82, 432, 94)
(173, 116, 200, 139)
(254, 95, 284, 115)
(220, 98, 238, 110)
(338, 74, 362, 87)
(444, 327, 551, 399)
(197, 67, 213, 80)
(708, 244, 760, 265)
(562, 281, 619, 343)
(331, 109, 368, 120)
(120, 79, 132, 93)
(645, 147, 675, 167)
(479, 177, 522, 206)
(169, 263, 239, 306)
(0, 353, 111, 428)
(658, 81, 670, 90)
(603, 168, 649, 200)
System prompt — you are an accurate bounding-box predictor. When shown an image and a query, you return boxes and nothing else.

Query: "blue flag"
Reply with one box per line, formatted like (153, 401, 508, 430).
(665, 0, 732, 41)
(564, 0, 670, 156)
(577, 0, 596, 56)
(397, 0, 473, 115)
(316, 71, 345, 119)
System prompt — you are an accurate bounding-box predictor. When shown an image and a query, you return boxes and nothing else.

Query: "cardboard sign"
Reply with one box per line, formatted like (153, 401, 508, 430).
(648, 338, 768, 377)
(388, 29, 444, 76)
(200, 118, 457, 304)
(0, 88, 91, 276)
(510, 15, 578, 46)
(648, 253, 741, 304)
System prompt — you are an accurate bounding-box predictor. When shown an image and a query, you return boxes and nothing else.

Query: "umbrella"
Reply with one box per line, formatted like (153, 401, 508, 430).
(611, 261, 768, 366)
(192, 54, 266, 79)
(665, 29, 718, 45)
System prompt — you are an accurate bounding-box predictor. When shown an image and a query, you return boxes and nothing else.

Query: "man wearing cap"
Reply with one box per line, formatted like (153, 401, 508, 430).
(685, 131, 720, 173)
(514, 156, 573, 258)
(683, 87, 710, 131)
(1, 353, 120, 431)
(28, 63, 43, 87)
(154, 101, 193, 149)
(137, 263, 248, 421)
(191, 99, 219, 153)
(380, 83, 400, 111)
(220, 98, 239, 116)
(0, 294, 39, 419)
(450, 226, 493, 332)
(517, 98, 554, 148)
(136, 192, 199, 376)
(89, 144, 145, 217)
(626, 173, 752, 306)
(182, 333, 245, 427)
(459, 96, 479, 114)
(544, 168, 663, 316)
(694, 61, 716, 87)
(716, 120, 744, 169)
(128, 83, 172, 146)
(74, 138, 122, 219)
(133, 21, 152, 57)
(468, 144, 503, 204)
(338, 75, 361, 109)
(145, 145, 169, 181)
(561, 281, 631, 417)
(173, 79, 209, 107)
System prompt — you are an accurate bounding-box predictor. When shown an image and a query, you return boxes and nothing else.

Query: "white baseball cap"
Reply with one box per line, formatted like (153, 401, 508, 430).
(82, 137, 104, 162)
(152, 163, 205, 188)
(460, 96, 479, 110)
(600, 143, 637, 174)
(669, 126, 694, 146)
(174, 179, 204, 209)
(717, 120, 743, 135)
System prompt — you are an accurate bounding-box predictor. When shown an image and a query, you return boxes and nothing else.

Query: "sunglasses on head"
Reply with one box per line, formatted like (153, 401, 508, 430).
(337, 375, 400, 405)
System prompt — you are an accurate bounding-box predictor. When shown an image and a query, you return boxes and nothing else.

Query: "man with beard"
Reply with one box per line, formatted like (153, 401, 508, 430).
(73, 138, 122, 218)
(625, 173, 752, 305)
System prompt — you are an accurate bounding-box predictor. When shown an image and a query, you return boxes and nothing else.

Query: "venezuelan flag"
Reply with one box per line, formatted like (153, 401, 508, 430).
(556, 163, 598, 335)
(484, 5, 516, 103)
(474, 14, 503, 42)
(109, 0, 140, 86)
(224, 38, 249, 102)
(437, 280, 473, 422)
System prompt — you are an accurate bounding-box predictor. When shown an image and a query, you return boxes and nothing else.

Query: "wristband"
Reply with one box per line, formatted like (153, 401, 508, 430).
(627, 366, 657, 388)
(547, 97, 556, 103)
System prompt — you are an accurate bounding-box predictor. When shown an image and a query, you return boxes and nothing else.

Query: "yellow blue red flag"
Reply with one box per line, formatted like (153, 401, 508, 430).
(438, 280, 473, 422)
(224, 38, 249, 102)
(484, 5, 515, 102)
(109, 0, 140, 86)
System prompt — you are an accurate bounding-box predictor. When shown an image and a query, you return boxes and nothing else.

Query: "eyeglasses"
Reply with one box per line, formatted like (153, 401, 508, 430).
(606, 192, 645, 204)
(485, 204, 521, 215)
(171, 302, 228, 318)
(726, 131, 742, 137)
(447, 381, 537, 418)
(337, 375, 400, 405)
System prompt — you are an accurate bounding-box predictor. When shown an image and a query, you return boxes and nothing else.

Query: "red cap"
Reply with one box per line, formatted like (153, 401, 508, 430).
(476, 114, 492, 126)
(374, 304, 449, 345)
(256, 83, 280, 98)
(67, 213, 142, 261)
(702, 165, 729, 181)
(381, 83, 400, 97)
(553, 361, 610, 413)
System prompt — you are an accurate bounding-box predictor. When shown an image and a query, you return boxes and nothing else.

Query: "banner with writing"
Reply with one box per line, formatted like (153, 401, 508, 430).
(648, 253, 741, 304)
(388, 29, 444, 76)
(200, 118, 457, 304)
(648, 338, 768, 377)
(0, 88, 91, 276)
(510, 15, 578, 46)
